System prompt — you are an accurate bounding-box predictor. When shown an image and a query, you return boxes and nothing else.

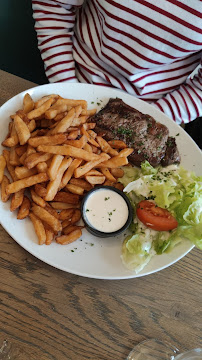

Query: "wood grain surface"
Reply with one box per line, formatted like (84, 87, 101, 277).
(0, 70, 201, 360)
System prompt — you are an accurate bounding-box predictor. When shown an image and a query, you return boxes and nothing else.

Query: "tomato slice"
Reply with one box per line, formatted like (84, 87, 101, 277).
(136, 200, 178, 231)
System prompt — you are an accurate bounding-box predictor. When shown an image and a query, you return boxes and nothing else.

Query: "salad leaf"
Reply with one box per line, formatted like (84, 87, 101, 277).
(121, 161, 202, 273)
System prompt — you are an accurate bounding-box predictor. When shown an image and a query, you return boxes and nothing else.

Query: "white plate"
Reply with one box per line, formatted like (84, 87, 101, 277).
(0, 83, 201, 280)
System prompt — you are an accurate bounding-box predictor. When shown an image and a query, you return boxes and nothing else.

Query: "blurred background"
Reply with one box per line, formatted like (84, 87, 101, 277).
(0, 0, 201, 148)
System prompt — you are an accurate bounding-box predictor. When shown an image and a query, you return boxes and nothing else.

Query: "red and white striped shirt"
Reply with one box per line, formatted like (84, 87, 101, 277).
(32, 0, 202, 124)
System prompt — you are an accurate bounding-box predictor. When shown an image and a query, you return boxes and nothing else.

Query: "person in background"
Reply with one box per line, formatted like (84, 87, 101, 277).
(32, 0, 202, 126)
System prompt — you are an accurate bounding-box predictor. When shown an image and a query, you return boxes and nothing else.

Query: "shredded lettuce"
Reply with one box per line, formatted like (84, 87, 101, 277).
(119, 161, 202, 273)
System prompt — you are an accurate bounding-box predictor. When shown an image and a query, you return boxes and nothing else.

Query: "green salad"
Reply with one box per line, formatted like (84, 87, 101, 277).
(119, 161, 202, 273)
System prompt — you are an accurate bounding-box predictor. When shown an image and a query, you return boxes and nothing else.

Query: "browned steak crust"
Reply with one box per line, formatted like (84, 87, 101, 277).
(92, 98, 180, 167)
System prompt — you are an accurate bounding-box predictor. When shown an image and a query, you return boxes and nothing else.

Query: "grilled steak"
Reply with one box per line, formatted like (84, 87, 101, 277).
(92, 98, 180, 167)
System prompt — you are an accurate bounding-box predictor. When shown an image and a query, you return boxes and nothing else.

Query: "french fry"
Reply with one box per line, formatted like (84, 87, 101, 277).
(45, 203, 59, 219)
(85, 175, 105, 185)
(48, 154, 64, 181)
(29, 212, 46, 245)
(19, 151, 28, 165)
(100, 167, 116, 182)
(60, 159, 82, 189)
(55, 98, 87, 109)
(71, 115, 88, 127)
(31, 189, 46, 208)
(2, 123, 19, 147)
(9, 147, 21, 166)
(25, 144, 36, 157)
(27, 119, 36, 133)
(31, 204, 62, 233)
(108, 140, 127, 149)
(85, 169, 103, 176)
(56, 229, 82, 245)
(64, 135, 87, 148)
(17, 196, 31, 219)
(14, 115, 30, 145)
(74, 153, 110, 178)
(3, 149, 18, 181)
(27, 98, 54, 119)
(15, 166, 37, 180)
(117, 148, 134, 157)
(59, 208, 75, 221)
(50, 202, 79, 210)
(81, 109, 97, 117)
(6, 172, 49, 194)
(34, 94, 59, 109)
(69, 178, 93, 191)
(53, 191, 79, 204)
(1, 175, 10, 202)
(28, 134, 68, 148)
(114, 182, 124, 191)
(36, 162, 48, 173)
(45, 228, 54, 245)
(15, 145, 27, 157)
(0, 154, 6, 183)
(10, 189, 24, 211)
(63, 225, 83, 235)
(67, 130, 79, 140)
(37, 145, 100, 162)
(24, 152, 52, 169)
(98, 156, 128, 168)
(49, 108, 75, 135)
(45, 103, 68, 119)
(45, 157, 72, 201)
(70, 209, 81, 224)
(81, 126, 99, 147)
(65, 183, 84, 195)
(23, 93, 35, 113)
(35, 183, 47, 198)
(83, 143, 93, 153)
(110, 168, 124, 178)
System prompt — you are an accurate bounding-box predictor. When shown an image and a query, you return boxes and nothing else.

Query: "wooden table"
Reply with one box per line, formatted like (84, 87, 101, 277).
(0, 70, 201, 360)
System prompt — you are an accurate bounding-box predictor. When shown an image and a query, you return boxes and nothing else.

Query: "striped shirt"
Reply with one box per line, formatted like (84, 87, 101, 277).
(32, 0, 202, 124)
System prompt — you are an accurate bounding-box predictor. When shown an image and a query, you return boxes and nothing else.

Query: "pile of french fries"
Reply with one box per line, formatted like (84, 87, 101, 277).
(0, 93, 133, 246)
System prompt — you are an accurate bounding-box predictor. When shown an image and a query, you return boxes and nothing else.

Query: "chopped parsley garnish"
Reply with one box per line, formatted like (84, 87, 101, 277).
(104, 197, 110, 201)
(108, 212, 112, 216)
(86, 209, 90, 212)
(176, 133, 179, 136)
(117, 127, 133, 137)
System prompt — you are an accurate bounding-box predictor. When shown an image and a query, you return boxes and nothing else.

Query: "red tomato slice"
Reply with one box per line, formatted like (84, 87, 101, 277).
(136, 200, 178, 231)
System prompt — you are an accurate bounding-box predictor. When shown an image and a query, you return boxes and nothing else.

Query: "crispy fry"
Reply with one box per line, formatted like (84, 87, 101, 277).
(71, 115, 88, 127)
(85, 175, 105, 185)
(56, 229, 82, 245)
(45, 203, 59, 219)
(69, 178, 93, 191)
(48, 154, 64, 181)
(31, 189, 46, 208)
(114, 182, 124, 191)
(65, 183, 84, 195)
(53, 191, 79, 204)
(27, 119, 36, 133)
(59, 208, 75, 221)
(9, 147, 21, 166)
(83, 143, 93, 153)
(29, 212, 46, 245)
(10, 189, 24, 211)
(2, 123, 19, 147)
(26, 145, 36, 157)
(86, 169, 103, 176)
(45, 103, 68, 119)
(45, 157, 72, 201)
(108, 140, 127, 149)
(1, 175, 10, 202)
(110, 168, 124, 178)
(64, 135, 87, 148)
(14, 115, 30, 145)
(81, 126, 99, 147)
(34, 94, 59, 109)
(34, 183, 47, 198)
(50, 202, 79, 210)
(66, 130, 79, 140)
(49, 108, 75, 135)
(74, 153, 110, 178)
(117, 148, 134, 157)
(55, 98, 87, 109)
(32, 204, 62, 233)
(6, 172, 49, 194)
(23, 93, 35, 113)
(15, 145, 27, 157)
(28, 134, 67, 147)
(63, 225, 83, 235)
(70, 208, 81, 224)
(60, 159, 82, 189)
(99, 156, 128, 168)
(36, 162, 48, 173)
(17, 196, 31, 219)
(3, 149, 18, 181)
(15, 166, 37, 180)
(37, 145, 100, 161)
(0, 154, 6, 183)
(27, 98, 54, 119)
(100, 167, 116, 182)
(81, 109, 97, 117)
(45, 228, 54, 245)
(24, 152, 52, 169)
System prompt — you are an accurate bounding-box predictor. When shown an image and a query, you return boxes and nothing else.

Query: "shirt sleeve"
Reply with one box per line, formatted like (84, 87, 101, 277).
(32, 0, 84, 83)
(153, 57, 202, 124)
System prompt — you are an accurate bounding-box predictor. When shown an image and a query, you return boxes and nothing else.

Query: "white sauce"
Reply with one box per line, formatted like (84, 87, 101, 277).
(84, 189, 129, 233)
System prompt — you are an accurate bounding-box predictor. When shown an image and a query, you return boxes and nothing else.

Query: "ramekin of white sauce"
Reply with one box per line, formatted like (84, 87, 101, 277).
(81, 186, 133, 238)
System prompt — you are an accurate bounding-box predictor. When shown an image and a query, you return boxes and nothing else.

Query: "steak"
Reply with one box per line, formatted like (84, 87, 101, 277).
(92, 98, 180, 167)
